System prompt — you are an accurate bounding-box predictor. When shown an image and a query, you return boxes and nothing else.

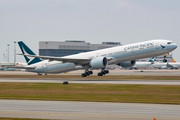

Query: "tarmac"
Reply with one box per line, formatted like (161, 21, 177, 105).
(1, 78, 180, 85)
(1, 99, 180, 120)
(0, 69, 180, 76)
(0, 70, 180, 120)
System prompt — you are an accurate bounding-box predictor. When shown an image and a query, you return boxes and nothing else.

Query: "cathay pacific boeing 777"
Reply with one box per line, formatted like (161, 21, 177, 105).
(16, 39, 177, 77)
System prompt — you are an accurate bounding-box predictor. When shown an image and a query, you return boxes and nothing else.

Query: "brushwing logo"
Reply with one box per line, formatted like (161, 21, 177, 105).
(149, 57, 156, 63)
(22, 46, 35, 64)
(160, 45, 165, 49)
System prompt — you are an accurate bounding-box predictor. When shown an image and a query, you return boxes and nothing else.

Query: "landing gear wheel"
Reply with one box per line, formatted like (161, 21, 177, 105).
(88, 71, 93, 75)
(104, 70, 109, 74)
(163, 59, 167, 63)
(85, 72, 90, 76)
(97, 69, 109, 76)
(98, 73, 103, 76)
(102, 71, 106, 75)
(81, 73, 87, 77)
(81, 70, 93, 77)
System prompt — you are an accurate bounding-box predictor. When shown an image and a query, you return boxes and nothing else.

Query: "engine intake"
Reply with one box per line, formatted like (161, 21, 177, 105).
(90, 57, 108, 69)
(117, 60, 136, 67)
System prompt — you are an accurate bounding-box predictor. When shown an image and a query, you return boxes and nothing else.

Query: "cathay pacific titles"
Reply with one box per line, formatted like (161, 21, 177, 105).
(124, 42, 154, 51)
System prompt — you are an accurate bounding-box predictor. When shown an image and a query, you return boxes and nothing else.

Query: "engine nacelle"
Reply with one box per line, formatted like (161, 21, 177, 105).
(90, 57, 108, 69)
(117, 60, 136, 67)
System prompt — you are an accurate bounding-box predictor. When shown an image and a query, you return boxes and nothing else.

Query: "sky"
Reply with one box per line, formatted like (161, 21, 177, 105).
(0, 0, 180, 62)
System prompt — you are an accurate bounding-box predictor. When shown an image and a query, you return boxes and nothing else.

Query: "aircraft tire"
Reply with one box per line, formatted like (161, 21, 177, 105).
(81, 73, 86, 77)
(105, 70, 109, 74)
(88, 71, 93, 74)
(85, 72, 90, 76)
(163, 59, 167, 63)
(102, 71, 106, 75)
(98, 73, 103, 76)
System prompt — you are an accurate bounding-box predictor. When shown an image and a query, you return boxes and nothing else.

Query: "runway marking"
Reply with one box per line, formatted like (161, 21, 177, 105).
(1, 78, 180, 85)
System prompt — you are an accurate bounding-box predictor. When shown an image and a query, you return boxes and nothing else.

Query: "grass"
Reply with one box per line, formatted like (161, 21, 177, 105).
(0, 82, 180, 104)
(0, 74, 180, 80)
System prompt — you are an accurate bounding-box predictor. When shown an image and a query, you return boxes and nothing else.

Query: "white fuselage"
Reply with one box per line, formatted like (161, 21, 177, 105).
(150, 62, 167, 68)
(25, 39, 177, 73)
(168, 62, 180, 68)
(150, 62, 180, 69)
(133, 62, 153, 68)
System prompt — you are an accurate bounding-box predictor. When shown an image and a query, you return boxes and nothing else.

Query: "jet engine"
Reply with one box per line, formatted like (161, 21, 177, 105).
(117, 60, 136, 67)
(90, 57, 108, 69)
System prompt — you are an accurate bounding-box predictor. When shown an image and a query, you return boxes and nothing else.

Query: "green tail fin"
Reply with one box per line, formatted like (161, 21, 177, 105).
(18, 41, 42, 65)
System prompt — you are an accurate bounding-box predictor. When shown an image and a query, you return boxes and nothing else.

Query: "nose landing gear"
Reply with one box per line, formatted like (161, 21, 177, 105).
(163, 53, 169, 63)
(163, 58, 167, 63)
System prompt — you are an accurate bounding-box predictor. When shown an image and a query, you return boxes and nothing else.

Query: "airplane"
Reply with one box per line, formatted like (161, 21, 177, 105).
(15, 62, 27, 67)
(167, 58, 180, 69)
(160, 58, 180, 69)
(150, 58, 180, 69)
(131, 53, 169, 70)
(0, 62, 27, 71)
(149, 62, 168, 69)
(129, 57, 157, 70)
(13, 39, 177, 77)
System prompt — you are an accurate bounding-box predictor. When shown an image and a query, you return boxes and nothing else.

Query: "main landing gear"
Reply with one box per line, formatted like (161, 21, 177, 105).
(81, 70, 93, 77)
(97, 69, 109, 76)
(81, 69, 109, 77)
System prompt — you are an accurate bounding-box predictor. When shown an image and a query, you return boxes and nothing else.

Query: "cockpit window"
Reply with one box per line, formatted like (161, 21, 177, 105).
(167, 42, 172, 44)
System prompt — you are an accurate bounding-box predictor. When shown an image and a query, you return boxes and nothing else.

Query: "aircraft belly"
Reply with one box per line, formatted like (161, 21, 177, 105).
(34, 63, 82, 73)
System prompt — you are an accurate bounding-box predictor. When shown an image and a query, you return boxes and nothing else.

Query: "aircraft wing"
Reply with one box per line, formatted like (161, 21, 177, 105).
(18, 54, 92, 65)
(18, 54, 114, 65)
(167, 63, 175, 68)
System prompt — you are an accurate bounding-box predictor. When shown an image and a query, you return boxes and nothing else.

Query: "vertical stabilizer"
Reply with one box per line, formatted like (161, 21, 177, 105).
(18, 41, 42, 65)
(148, 57, 157, 63)
(172, 58, 176, 63)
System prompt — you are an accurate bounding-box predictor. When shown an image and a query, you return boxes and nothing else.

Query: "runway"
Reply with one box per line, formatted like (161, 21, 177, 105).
(1, 78, 180, 85)
(0, 99, 180, 120)
(0, 70, 180, 120)
(0, 69, 180, 76)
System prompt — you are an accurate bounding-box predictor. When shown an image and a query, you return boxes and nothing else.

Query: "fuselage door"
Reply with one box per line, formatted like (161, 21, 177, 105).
(131, 49, 135, 54)
(42, 63, 47, 70)
(96, 53, 100, 58)
(155, 42, 160, 49)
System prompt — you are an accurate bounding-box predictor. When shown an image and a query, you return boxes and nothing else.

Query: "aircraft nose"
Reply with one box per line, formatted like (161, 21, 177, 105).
(173, 43, 178, 49)
(171, 43, 178, 50)
(166, 42, 177, 50)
